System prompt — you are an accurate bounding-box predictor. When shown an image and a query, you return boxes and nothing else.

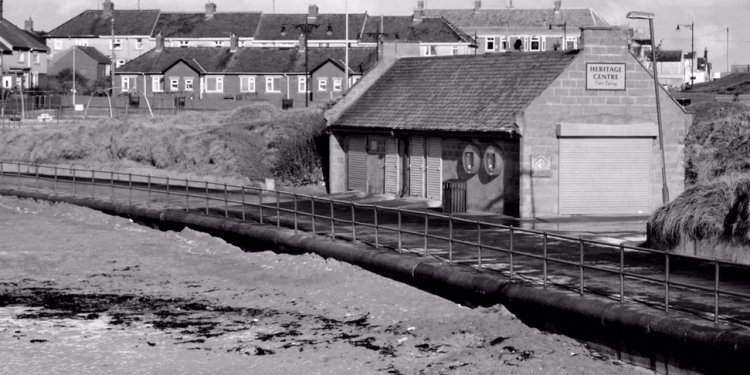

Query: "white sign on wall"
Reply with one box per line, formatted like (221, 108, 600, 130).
(586, 63, 626, 91)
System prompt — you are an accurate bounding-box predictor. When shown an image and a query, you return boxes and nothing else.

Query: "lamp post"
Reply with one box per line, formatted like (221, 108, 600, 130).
(676, 22, 694, 87)
(284, 20, 319, 107)
(627, 11, 669, 204)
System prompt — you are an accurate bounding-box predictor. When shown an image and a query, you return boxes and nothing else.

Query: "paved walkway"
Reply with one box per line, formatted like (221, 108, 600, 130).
(2, 171, 750, 328)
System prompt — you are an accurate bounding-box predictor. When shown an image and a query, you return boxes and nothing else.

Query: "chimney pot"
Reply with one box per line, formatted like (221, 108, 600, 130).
(156, 32, 164, 51)
(474, 0, 481, 12)
(554, 0, 561, 12)
(308, 4, 319, 20)
(205, 2, 216, 19)
(102, 0, 114, 18)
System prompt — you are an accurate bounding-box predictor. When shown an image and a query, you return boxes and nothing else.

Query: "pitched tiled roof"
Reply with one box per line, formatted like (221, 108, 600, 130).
(0, 19, 48, 51)
(332, 51, 580, 132)
(118, 46, 378, 75)
(152, 12, 262, 38)
(650, 50, 683, 63)
(423, 8, 608, 30)
(77, 46, 112, 64)
(691, 73, 750, 93)
(359, 16, 473, 43)
(254, 13, 367, 41)
(47, 10, 160, 37)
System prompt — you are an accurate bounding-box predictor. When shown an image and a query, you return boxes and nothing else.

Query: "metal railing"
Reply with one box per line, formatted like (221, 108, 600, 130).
(2, 161, 750, 327)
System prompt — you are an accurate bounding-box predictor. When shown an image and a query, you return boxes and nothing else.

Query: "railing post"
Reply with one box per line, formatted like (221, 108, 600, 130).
(397, 208, 402, 251)
(53, 166, 58, 194)
(91, 170, 95, 198)
(330, 199, 335, 237)
(311, 197, 316, 234)
(448, 213, 453, 263)
(477, 220, 482, 270)
(374, 206, 379, 248)
(72, 168, 76, 194)
(0, 161, 4, 187)
(714, 259, 720, 324)
(241, 187, 246, 221)
(166, 177, 170, 207)
(147, 175, 151, 204)
(350, 202, 356, 241)
(224, 183, 228, 218)
(543, 231, 548, 289)
(17, 163, 21, 190)
(665, 250, 670, 313)
(111, 171, 115, 202)
(35, 165, 39, 190)
(204, 181, 209, 215)
(129, 173, 133, 205)
(293, 194, 298, 233)
(423, 213, 429, 256)
(276, 190, 281, 227)
(185, 178, 189, 211)
(259, 189, 264, 224)
(620, 243, 625, 303)
(509, 227, 514, 280)
(579, 237, 584, 296)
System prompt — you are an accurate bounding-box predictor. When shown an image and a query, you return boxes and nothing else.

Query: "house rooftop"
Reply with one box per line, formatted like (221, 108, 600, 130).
(423, 8, 608, 29)
(47, 9, 161, 37)
(332, 50, 580, 133)
(152, 12, 263, 38)
(359, 16, 473, 44)
(76, 46, 112, 64)
(117, 46, 378, 75)
(0, 19, 49, 51)
(253, 13, 367, 41)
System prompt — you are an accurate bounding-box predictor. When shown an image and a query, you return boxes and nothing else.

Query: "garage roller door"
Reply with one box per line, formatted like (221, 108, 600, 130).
(559, 138, 651, 215)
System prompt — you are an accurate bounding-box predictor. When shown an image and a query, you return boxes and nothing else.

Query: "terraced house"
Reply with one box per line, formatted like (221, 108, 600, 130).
(424, 0, 608, 54)
(0, 2, 49, 90)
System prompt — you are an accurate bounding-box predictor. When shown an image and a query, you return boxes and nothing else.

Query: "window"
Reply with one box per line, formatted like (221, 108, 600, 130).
(486, 37, 495, 51)
(351, 76, 361, 86)
(54, 40, 62, 50)
(135, 38, 143, 50)
(205, 76, 224, 93)
(184, 78, 193, 91)
(500, 36, 509, 52)
(18, 52, 25, 63)
(74, 39, 88, 46)
(33, 53, 40, 64)
(422, 45, 436, 56)
(31, 73, 38, 87)
(214, 41, 223, 47)
(2, 76, 11, 89)
(265, 76, 281, 93)
(178, 41, 189, 48)
(240, 76, 256, 93)
(152, 76, 164, 92)
(333, 78, 342, 92)
(297, 76, 306, 93)
(565, 36, 577, 50)
(451, 46, 459, 55)
(530, 36, 541, 51)
(318, 78, 327, 91)
(116, 59, 126, 68)
(111, 39, 122, 50)
(169, 77, 179, 91)
(121, 76, 131, 92)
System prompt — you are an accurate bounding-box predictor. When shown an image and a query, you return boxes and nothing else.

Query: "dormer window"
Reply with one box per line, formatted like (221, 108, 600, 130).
(486, 37, 495, 51)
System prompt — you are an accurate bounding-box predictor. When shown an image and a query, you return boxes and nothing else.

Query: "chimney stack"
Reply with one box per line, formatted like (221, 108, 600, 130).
(24, 17, 33, 31)
(505, 0, 513, 8)
(230, 33, 238, 52)
(308, 4, 319, 21)
(554, 0, 561, 13)
(205, 2, 216, 20)
(474, 0, 481, 13)
(155, 32, 164, 51)
(102, 0, 114, 18)
(413, 1, 424, 23)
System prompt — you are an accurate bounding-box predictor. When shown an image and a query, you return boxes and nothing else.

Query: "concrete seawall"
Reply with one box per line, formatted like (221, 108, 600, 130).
(3, 187, 749, 374)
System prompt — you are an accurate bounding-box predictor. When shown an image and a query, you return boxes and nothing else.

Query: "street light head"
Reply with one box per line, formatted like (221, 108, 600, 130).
(626, 11, 655, 20)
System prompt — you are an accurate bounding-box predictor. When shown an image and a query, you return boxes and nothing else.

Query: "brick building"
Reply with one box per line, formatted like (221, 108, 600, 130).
(326, 27, 692, 218)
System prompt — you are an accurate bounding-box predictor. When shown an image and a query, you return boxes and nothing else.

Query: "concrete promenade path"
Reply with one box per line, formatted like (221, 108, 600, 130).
(3, 170, 750, 329)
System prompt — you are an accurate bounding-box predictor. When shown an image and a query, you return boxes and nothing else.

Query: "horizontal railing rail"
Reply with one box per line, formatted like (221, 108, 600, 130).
(2, 160, 749, 327)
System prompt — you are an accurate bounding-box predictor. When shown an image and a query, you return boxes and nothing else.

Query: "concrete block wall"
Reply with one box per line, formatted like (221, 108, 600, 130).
(328, 134, 347, 193)
(519, 27, 692, 218)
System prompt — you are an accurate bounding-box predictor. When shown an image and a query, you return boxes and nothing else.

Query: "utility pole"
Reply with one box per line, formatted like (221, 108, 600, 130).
(111, 16, 116, 90)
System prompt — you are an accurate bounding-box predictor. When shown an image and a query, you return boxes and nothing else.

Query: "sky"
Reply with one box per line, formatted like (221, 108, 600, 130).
(6, 0, 749, 71)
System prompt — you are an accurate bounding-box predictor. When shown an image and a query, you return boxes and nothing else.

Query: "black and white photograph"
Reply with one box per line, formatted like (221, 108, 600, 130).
(0, 0, 748, 373)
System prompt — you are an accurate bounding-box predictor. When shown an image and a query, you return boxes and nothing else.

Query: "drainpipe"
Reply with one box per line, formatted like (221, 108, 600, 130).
(283, 73, 289, 99)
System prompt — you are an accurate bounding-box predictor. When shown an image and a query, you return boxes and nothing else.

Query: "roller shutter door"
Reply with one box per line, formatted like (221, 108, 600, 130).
(409, 136, 425, 197)
(559, 138, 651, 215)
(425, 137, 442, 201)
(347, 135, 367, 191)
(384, 137, 399, 195)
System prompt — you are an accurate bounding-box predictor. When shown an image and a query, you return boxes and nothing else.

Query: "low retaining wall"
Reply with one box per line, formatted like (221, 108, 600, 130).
(4, 187, 750, 374)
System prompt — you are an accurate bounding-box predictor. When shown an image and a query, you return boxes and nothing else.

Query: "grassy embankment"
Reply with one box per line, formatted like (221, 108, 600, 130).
(0, 103, 328, 192)
(649, 102, 750, 248)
